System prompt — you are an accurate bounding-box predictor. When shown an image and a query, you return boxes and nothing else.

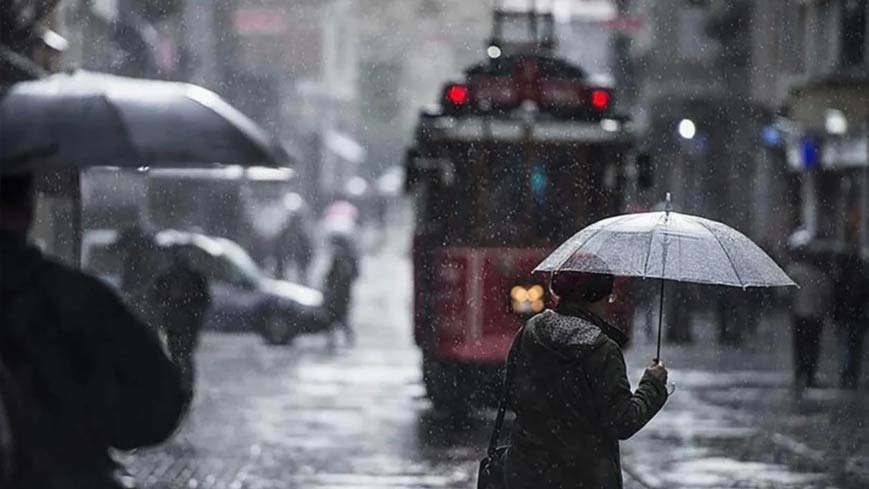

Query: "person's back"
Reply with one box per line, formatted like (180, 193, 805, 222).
(0, 173, 187, 489)
(505, 272, 668, 489)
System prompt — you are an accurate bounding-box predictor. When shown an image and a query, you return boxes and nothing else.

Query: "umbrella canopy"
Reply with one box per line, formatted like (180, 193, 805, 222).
(0, 70, 291, 173)
(534, 211, 795, 288)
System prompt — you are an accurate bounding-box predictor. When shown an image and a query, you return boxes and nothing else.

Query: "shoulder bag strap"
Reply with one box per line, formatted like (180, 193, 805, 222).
(486, 324, 525, 458)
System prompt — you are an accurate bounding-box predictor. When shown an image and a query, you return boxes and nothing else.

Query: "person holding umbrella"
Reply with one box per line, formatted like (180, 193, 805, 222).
(480, 195, 795, 489)
(0, 173, 187, 489)
(502, 267, 669, 489)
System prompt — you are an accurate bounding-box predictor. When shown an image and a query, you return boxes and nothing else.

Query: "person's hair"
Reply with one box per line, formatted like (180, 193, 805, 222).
(550, 271, 615, 304)
(0, 173, 35, 232)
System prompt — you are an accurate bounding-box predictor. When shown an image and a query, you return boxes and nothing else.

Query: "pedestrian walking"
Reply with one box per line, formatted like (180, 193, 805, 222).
(501, 271, 669, 489)
(832, 248, 868, 389)
(151, 250, 211, 396)
(0, 173, 187, 489)
(274, 212, 313, 283)
(786, 253, 832, 389)
(323, 234, 360, 347)
(118, 225, 160, 324)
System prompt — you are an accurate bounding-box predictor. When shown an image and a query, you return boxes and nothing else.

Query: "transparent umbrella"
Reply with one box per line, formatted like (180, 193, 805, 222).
(534, 194, 796, 361)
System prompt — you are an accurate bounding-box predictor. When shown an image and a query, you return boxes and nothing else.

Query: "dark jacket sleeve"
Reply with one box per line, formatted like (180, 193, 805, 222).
(586, 341, 667, 440)
(88, 279, 188, 450)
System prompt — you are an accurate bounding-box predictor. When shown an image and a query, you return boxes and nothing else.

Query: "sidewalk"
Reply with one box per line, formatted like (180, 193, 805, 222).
(619, 311, 868, 488)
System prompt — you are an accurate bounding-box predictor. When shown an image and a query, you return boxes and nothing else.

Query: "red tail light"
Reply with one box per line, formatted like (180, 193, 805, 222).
(590, 89, 611, 111)
(445, 84, 470, 106)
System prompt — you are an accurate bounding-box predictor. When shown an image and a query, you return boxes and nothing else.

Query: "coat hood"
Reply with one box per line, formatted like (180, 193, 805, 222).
(524, 309, 606, 365)
(524, 305, 627, 362)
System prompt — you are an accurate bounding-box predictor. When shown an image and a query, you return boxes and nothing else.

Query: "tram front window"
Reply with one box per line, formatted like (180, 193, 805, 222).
(417, 145, 613, 247)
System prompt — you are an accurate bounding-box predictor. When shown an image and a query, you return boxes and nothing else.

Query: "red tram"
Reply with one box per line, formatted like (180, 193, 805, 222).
(405, 8, 636, 410)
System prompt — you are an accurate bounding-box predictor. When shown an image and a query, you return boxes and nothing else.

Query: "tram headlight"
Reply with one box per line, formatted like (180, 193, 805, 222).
(510, 286, 528, 302)
(510, 284, 546, 314)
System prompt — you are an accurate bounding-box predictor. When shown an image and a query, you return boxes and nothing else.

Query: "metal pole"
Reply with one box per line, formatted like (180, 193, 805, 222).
(655, 278, 664, 363)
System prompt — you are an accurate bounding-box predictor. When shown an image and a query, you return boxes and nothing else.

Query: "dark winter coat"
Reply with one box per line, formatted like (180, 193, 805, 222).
(0, 233, 187, 489)
(504, 303, 668, 489)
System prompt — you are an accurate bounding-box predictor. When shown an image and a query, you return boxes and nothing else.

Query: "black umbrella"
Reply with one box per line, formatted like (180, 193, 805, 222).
(0, 70, 291, 173)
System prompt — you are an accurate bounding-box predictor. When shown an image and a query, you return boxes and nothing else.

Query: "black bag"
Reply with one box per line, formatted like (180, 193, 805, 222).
(477, 326, 524, 489)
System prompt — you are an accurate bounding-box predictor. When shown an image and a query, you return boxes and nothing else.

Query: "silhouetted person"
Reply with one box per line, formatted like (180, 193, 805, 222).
(832, 248, 868, 389)
(714, 286, 762, 346)
(323, 234, 359, 347)
(504, 271, 668, 488)
(274, 213, 313, 283)
(152, 251, 211, 396)
(0, 173, 187, 489)
(118, 225, 159, 324)
(787, 253, 831, 389)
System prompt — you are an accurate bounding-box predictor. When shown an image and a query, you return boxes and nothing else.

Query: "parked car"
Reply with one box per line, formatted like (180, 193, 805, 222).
(82, 228, 329, 345)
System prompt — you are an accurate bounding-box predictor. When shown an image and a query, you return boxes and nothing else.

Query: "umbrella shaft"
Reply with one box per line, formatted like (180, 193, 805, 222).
(655, 278, 664, 363)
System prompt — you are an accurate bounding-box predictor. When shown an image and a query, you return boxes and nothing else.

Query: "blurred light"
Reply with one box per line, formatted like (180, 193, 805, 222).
(761, 126, 782, 147)
(283, 192, 304, 212)
(136, 166, 150, 172)
(825, 109, 848, 135)
(527, 285, 544, 301)
(376, 167, 404, 196)
(800, 137, 820, 170)
(531, 299, 545, 313)
(601, 118, 620, 132)
(345, 176, 368, 197)
(487, 45, 502, 59)
(511, 286, 528, 302)
(446, 84, 470, 106)
(590, 89, 610, 111)
(678, 119, 696, 140)
(531, 166, 547, 199)
(41, 29, 69, 52)
(246, 166, 294, 181)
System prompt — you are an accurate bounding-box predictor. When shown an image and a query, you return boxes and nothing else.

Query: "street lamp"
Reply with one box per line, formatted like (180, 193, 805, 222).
(678, 118, 696, 140)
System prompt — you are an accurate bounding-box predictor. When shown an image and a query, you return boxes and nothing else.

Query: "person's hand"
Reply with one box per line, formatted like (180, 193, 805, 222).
(646, 360, 668, 386)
